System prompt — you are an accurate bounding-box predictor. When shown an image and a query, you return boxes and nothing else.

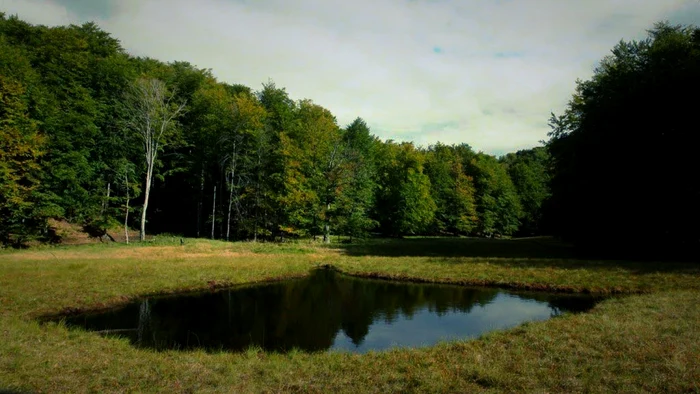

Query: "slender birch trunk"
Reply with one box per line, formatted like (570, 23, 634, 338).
(323, 203, 331, 244)
(226, 168, 235, 241)
(197, 168, 204, 238)
(227, 177, 234, 241)
(140, 164, 152, 241)
(125, 172, 130, 245)
(124, 78, 185, 243)
(211, 185, 216, 240)
(102, 182, 111, 215)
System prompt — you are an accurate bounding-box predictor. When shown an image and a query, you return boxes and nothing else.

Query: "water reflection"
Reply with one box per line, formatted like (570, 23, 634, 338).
(60, 269, 600, 353)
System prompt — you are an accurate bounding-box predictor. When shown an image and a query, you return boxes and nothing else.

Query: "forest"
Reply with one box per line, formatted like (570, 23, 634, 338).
(1, 14, 698, 258)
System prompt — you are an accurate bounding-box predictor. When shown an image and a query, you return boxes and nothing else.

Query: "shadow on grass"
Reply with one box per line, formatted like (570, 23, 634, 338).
(433, 255, 700, 275)
(332, 237, 700, 274)
(334, 237, 578, 259)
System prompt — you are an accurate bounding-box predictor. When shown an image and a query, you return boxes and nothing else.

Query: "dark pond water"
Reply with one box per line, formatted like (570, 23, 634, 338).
(58, 269, 601, 353)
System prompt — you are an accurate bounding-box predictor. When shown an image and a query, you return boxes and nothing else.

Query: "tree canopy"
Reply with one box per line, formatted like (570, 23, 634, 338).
(546, 22, 700, 259)
(2, 14, 696, 258)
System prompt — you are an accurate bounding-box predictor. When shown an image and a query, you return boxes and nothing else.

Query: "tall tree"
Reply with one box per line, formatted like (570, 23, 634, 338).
(500, 147, 550, 236)
(223, 90, 266, 240)
(335, 118, 379, 239)
(185, 78, 234, 239)
(0, 74, 45, 245)
(464, 153, 522, 237)
(255, 81, 295, 240)
(123, 77, 186, 241)
(424, 143, 478, 235)
(375, 142, 436, 236)
(280, 99, 346, 242)
(124, 60, 207, 237)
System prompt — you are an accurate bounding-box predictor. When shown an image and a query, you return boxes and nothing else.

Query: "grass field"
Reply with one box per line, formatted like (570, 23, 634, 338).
(1, 237, 699, 393)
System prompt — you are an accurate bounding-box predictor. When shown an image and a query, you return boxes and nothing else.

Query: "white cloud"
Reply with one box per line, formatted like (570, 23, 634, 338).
(0, 0, 74, 25)
(1, 0, 697, 154)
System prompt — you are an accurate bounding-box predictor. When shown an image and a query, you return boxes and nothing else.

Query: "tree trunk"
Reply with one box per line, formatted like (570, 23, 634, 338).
(226, 141, 238, 242)
(197, 168, 204, 238)
(323, 203, 331, 243)
(227, 172, 234, 242)
(125, 172, 129, 245)
(253, 180, 259, 243)
(211, 185, 216, 240)
(140, 166, 152, 242)
(126, 77, 185, 243)
(218, 180, 224, 240)
(102, 182, 111, 215)
(253, 219, 258, 242)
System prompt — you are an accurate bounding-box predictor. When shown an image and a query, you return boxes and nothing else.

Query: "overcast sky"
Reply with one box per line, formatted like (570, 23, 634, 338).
(2, 0, 698, 155)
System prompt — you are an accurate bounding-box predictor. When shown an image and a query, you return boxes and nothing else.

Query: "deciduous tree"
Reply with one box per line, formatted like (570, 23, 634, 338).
(123, 77, 186, 241)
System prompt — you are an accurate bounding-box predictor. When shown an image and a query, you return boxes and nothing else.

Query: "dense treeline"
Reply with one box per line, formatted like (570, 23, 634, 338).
(0, 14, 548, 245)
(2, 14, 698, 258)
(547, 22, 700, 259)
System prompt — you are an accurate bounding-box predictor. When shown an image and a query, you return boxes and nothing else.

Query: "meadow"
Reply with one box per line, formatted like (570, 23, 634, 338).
(1, 237, 698, 393)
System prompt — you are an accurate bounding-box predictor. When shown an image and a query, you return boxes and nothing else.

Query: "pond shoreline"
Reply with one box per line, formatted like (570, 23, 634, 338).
(55, 269, 602, 354)
(36, 262, 629, 322)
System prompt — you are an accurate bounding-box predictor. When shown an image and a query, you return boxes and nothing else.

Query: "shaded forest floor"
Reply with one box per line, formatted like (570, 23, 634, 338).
(1, 238, 699, 393)
(23, 219, 145, 247)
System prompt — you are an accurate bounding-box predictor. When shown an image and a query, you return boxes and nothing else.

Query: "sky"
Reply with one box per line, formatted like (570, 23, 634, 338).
(1, 0, 699, 155)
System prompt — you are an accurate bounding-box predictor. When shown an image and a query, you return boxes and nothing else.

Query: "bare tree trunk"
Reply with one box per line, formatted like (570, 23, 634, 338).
(323, 202, 331, 244)
(197, 168, 204, 238)
(252, 130, 266, 243)
(211, 185, 216, 240)
(226, 175, 234, 242)
(253, 160, 260, 243)
(253, 184, 259, 243)
(226, 182, 234, 241)
(140, 167, 152, 242)
(125, 77, 186, 244)
(226, 142, 238, 242)
(125, 172, 129, 245)
(102, 182, 111, 216)
(218, 178, 224, 239)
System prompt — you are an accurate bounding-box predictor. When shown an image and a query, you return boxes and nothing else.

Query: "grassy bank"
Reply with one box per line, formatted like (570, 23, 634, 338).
(1, 238, 699, 393)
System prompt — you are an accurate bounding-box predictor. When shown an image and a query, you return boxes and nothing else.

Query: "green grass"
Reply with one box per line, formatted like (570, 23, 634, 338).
(1, 237, 699, 393)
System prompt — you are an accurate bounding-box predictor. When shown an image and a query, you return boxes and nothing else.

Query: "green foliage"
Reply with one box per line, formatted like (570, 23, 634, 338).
(334, 118, 379, 238)
(279, 99, 342, 236)
(253, 82, 295, 238)
(464, 153, 522, 236)
(0, 74, 45, 244)
(500, 147, 550, 235)
(397, 169, 436, 234)
(425, 143, 478, 235)
(375, 142, 436, 236)
(7, 13, 651, 244)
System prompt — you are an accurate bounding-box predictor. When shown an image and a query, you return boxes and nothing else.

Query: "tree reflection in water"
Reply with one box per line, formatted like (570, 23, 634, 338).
(62, 269, 601, 353)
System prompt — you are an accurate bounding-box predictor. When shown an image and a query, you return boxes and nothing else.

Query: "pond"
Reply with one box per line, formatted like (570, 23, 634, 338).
(57, 269, 602, 353)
